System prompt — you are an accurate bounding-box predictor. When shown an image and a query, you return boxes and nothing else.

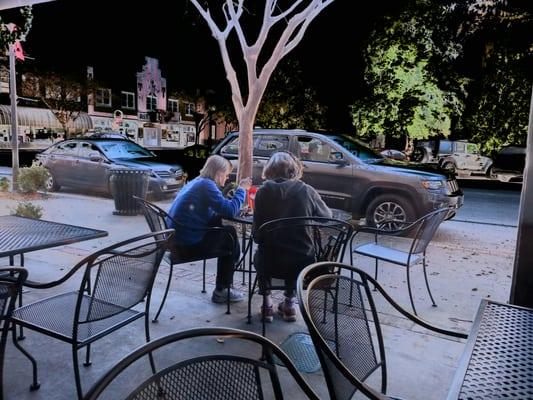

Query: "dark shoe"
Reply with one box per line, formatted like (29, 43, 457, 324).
(260, 305, 274, 323)
(211, 288, 245, 303)
(277, 300, 297, 322)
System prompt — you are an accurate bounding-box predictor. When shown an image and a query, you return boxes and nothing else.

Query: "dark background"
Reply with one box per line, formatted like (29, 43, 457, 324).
(2, 0, 411, 133)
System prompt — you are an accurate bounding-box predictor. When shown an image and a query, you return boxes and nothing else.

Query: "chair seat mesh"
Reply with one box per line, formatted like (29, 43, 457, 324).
(12, 291, 142, 343)
(128, 357, 263, 400)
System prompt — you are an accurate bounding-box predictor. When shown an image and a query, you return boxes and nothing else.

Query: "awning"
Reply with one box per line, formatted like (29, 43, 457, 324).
(0, 105, 93, 131)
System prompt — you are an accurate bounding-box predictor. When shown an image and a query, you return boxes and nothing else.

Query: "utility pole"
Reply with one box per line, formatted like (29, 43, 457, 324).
(8, 35, 19, 191)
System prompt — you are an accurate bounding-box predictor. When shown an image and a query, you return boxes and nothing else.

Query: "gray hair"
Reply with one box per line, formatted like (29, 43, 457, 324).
(262, 151, 303, 180)
(200, 155, 232, 180)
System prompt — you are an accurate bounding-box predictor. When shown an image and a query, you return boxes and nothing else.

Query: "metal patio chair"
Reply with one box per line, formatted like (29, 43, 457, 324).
(11, 230, 174, 400)
(350, 207, 450, 315)
(250, 216, 353, 336)
(298, 261, 468, 400)
(135, 196, 238, 318)
(84, 327, 319, 400)
(0, 267, 27, 400)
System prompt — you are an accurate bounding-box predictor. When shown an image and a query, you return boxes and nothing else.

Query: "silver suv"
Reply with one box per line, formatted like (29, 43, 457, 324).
(213, 129, 463, 229)
(412, 140, 493, 177)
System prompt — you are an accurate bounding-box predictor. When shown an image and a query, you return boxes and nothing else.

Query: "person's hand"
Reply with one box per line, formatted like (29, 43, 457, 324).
(238, 177, 252, 190)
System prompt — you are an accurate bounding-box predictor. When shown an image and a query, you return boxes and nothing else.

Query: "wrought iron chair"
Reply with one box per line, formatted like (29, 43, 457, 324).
(250, 216, 354, 335)
(84, 327, 320, 400)
(135, 196, 238, 318)
(0, 267, 27, 400)
(350, 208, 450, 315)
(11, 230, 174, 400)
(298, 261, 468, 400)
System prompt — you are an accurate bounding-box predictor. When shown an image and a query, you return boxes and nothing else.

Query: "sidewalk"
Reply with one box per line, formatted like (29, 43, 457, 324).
(0, 191, 517, 399)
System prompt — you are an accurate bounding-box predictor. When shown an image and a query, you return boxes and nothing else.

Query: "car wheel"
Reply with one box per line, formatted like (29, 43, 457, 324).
(486, 166, 496, 179)
(365, 194, 415, 231)
(45, 171, 60, 192)
(441, 161, 456, 173)
(411, 147, 428, 162)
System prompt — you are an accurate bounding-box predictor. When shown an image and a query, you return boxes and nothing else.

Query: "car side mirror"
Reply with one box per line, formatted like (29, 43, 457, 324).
(88, 152, 103, 162)
(329, 151, 347, 165)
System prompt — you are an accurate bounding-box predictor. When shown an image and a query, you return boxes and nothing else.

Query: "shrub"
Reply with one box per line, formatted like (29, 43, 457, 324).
(17, 165, 50, 194)
(11, 201, 44, 219)
(0, 177, 9, 192)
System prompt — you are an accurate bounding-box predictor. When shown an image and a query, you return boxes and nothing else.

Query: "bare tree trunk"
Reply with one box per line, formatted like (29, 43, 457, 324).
(237, 116, 254, 181)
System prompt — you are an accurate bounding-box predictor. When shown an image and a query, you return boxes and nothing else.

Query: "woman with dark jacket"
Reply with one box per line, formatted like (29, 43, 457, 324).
(252, 151, 332, 322)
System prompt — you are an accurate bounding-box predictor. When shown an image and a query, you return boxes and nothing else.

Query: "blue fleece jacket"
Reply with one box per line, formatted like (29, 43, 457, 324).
(166, 177, 246, 245)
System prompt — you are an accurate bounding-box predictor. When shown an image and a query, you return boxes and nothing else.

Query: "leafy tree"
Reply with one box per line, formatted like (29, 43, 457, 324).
(459, 1, 532, 154)
(39, 73, 87, 139)
(352, 0, 465, 150)
(256, 60, 327, 130)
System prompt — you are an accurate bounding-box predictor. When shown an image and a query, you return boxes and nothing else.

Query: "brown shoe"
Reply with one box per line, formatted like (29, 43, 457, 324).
(277, 300, 297, 322)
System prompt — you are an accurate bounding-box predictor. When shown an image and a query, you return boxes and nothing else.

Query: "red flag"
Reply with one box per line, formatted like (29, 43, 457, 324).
(14, 40, 24, 61)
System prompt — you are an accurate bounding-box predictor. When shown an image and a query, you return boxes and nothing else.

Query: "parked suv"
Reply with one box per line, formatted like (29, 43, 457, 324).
(213, 129, 463, 229)
(36, 138, 185, 196)
(491, 145, 525, 183)
(412, 140, 492, 177)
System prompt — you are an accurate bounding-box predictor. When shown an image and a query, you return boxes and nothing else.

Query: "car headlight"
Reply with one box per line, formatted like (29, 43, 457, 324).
(421, 180, 444, 190)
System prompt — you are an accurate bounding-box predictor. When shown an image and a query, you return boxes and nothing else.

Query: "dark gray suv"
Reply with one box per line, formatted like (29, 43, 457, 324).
(213, 129, 463, 229)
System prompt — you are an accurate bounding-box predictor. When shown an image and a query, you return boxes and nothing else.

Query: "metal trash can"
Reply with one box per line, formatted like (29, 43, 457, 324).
(109, 168, 150, 216)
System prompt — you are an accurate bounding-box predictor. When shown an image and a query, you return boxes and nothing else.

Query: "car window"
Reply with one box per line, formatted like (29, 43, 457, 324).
(253, 135, 289, 157)
(220, 137, 239, 155)
(99, 141, 153, 159)
(79, 142, 101, 158)
(455, 142, 466, 153)
(49, 142, 78, 156)
(439, 141, 453, 153)
(466, 143, 479, 154)
(329, 135, 382, 161)
(297, 136, 333, 162)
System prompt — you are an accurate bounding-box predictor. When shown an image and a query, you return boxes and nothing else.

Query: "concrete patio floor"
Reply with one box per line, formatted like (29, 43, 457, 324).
(0, 190, 517, 399)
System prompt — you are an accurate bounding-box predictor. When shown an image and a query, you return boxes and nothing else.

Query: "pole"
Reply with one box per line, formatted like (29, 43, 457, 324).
(9, 42, 19, 192)
(509, 84, 533, 307)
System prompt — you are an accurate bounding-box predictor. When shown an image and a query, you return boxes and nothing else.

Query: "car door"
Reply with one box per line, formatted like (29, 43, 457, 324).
(465, 143, 483, 171)
(453, 142, 469, 170)
(77, 141, 111, 192)
(296, 135, 353, 210)
(45, 141, 79, 187)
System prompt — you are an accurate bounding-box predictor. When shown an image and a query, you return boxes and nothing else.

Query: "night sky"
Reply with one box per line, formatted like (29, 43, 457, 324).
(4, 0, 410, 132)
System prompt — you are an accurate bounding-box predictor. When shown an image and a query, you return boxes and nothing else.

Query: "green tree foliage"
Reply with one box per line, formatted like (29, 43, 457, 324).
(256, 60, 327, 130)
(460, 2, 532, 154)
(352, 0, 465, 146)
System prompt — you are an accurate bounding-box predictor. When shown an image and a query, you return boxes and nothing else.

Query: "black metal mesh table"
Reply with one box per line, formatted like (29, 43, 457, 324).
(447, 299, 533, 400)
(0, 215, 108, 262)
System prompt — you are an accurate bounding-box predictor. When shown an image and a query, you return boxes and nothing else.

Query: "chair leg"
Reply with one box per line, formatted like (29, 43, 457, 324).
(422, 258, 437, 307)
(72, 346, 83, 399)
(144, 312, 156, 375)
(153, 263, 174, 323)
(373, 258, 379, 291)
(83, 344, 92, 367)
(11, 325, 40, 391)
(262, 294, 267, 337)
(226, 285, 231, 315)
(247, 276, 258, 324)
(202, 260, 207, 293)
(406, 266, 418, 316)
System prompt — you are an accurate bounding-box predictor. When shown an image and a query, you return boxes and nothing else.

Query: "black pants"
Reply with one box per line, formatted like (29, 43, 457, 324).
(170, 225, 240, 289)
